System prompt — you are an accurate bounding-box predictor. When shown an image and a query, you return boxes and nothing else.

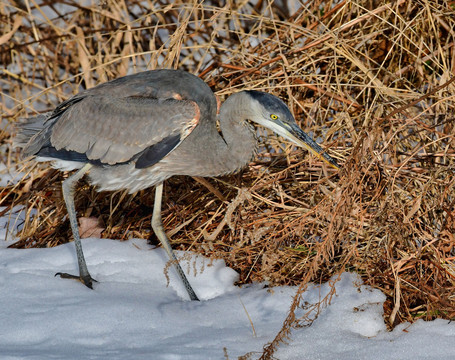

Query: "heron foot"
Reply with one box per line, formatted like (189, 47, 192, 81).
(55, 272, 98, 289)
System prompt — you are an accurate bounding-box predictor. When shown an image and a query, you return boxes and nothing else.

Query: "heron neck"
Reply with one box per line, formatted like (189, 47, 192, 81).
(217, 91, 257, 174)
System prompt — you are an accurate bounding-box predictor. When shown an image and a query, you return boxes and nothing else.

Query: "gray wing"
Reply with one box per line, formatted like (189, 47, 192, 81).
(48, 95, 200, 165)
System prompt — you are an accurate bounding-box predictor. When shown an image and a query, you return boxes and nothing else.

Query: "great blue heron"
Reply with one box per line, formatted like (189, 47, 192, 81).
(15, 69, 339, 301)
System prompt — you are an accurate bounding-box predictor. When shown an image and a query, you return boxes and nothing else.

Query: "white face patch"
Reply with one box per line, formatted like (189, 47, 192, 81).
(250, 117, 300, 146)
(250, 116, 336, 167)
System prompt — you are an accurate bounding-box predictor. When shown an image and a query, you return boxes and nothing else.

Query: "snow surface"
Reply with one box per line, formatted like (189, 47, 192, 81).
(1, 209, 454, 359)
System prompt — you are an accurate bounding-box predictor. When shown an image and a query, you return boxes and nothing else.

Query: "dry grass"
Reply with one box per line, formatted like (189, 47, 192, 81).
(2, 0, 455, 357)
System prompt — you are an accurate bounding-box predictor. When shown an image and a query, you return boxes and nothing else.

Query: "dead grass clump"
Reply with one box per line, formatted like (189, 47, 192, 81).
(2, 0, 455, 356)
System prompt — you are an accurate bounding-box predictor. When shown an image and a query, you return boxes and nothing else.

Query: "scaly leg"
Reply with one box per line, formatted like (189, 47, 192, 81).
(55, 163, 97, 289)
(152, 183, 199, 301)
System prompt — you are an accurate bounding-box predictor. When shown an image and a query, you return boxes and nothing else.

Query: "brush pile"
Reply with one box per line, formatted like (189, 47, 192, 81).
(1, 0, 454, 351)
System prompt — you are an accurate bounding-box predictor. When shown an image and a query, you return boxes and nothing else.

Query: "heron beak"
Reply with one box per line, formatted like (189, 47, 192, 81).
(287, 122, 340, 169)
(258, 118, 340, 169)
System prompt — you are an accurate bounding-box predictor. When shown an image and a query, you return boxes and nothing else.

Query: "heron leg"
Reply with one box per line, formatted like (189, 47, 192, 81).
(152, 183, 199, 301)
(55, 163, 97, 289)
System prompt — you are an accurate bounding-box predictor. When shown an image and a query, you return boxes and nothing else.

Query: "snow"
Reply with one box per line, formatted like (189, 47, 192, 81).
(0, 210, 454, 359)
(0, 162, 24, 188)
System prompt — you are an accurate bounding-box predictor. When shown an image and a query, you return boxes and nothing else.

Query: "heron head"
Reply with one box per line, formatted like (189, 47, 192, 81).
(245, 90, 339, 169)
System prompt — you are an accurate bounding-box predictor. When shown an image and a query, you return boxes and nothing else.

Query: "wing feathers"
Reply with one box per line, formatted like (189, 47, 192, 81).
(135, 134, 181, 169)
(49, 96, 200, 166)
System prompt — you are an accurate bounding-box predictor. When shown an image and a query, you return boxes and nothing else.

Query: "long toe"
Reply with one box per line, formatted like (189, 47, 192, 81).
(55, 272, 98, 289)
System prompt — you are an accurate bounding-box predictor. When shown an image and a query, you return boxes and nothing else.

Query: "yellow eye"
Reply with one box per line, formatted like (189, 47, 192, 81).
(270, 114, 278, 120)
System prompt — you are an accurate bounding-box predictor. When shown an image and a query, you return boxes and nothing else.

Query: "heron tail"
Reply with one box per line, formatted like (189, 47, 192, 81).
(13, 112, 53, 158)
